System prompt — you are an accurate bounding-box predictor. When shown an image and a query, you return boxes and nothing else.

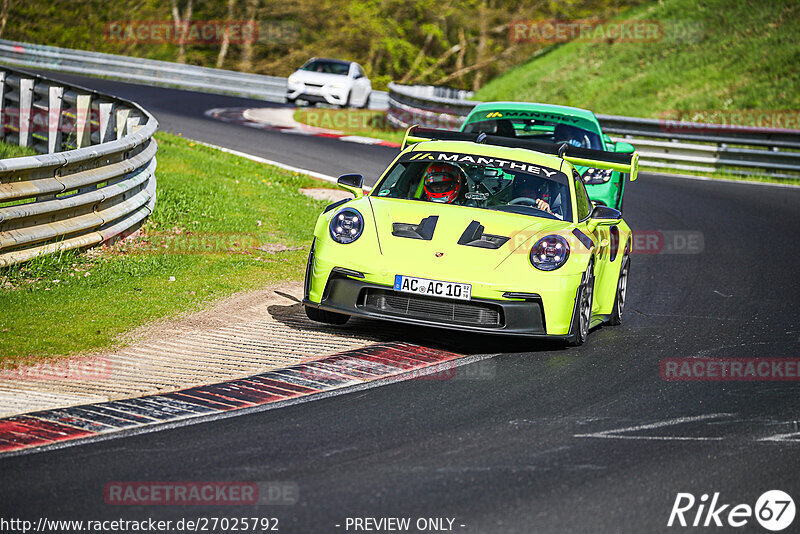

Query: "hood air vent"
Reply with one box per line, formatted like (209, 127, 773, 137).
(458, 220, 510, 249)
(392, 215, 438, 240)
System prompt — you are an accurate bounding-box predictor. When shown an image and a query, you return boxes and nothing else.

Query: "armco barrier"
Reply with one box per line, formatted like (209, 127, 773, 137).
(0, 66, 158, 266)
(387, 83, 800, 180)
(0, 39, 389, 110)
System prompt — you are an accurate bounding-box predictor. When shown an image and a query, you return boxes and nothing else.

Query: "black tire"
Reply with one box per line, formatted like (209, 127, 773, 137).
(608, 245, 631, 326)
(305, 305, 350, 325)
(341, 91, 351, 109)
(567, 261, 595, 346)
(286, 97, 296, 106)
(361, 92, 371, 109)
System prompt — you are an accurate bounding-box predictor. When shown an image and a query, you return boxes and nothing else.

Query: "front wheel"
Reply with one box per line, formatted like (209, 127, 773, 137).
(305, 305, 350, 325)
(567, 262, 595, 346)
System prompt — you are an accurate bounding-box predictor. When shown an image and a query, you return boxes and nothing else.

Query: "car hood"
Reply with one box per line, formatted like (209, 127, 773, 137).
(367, 197, 568, 275)
(289, 70, 348, 84)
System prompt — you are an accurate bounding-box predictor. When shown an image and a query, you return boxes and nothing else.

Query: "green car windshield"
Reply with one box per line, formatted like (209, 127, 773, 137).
(463, 118, 603, 150)
(373, 152, 573, 222)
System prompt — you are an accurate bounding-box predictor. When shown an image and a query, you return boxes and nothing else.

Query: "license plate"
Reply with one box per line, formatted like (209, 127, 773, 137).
(394, 275, 472, 301)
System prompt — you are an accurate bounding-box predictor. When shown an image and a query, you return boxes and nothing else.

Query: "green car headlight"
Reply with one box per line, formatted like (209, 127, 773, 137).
(530, 235, 570, 271)
(329, 208, 364, 244)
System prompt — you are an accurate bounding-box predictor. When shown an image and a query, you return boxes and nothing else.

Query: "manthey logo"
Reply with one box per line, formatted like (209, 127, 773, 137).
(668, 490, 795, 531)
(405, 152, 560, 177)
(485, 111, 503, 118)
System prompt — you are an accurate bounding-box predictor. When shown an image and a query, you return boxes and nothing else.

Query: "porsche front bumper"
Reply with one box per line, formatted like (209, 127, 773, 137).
(303, 275, 568, 339)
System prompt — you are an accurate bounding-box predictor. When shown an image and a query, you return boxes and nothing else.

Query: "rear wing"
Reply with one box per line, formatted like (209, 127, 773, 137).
(402, 126, 639, 181)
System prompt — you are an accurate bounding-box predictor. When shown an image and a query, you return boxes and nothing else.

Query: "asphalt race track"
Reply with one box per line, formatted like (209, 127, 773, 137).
(2, 73, 800, 533)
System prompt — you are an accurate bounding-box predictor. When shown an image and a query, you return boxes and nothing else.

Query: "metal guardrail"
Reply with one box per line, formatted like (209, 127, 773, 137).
(0, 40, 389, 110)
(388, 83, 800, 179)
(0, 66, 158, 267)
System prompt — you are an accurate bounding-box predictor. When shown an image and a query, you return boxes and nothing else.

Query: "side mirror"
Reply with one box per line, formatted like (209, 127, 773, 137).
(614, 141, 635, 154)
(587, 205, 621, 232)
(337, 174, 364, 198)
(603, 134, 613, 144)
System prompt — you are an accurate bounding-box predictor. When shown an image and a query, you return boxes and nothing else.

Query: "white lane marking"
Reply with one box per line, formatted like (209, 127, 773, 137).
(192, 140, 337, 183)
(339, 135, 385, 145)
(191, 140, 372, 192)
(759, 431, 800, 443)
(574, 413, 734, 441)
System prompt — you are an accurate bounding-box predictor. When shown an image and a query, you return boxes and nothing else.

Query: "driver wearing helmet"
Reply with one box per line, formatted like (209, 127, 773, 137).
(422, 162, 465, 204)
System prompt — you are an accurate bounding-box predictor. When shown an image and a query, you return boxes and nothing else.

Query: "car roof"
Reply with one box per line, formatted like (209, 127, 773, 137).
(407, 140, 568, 172)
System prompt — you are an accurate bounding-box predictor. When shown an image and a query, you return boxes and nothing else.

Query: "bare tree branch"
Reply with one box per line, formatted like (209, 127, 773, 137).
(216, 0, 237, 68)
(170, 0, 194, 64)
(407, 42, 462, 85)
(433, 45, 518, 86)
(399, 32, 434, 84)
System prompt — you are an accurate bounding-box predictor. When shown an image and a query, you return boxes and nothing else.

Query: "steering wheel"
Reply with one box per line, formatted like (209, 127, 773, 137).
(509, 197, 539, 207)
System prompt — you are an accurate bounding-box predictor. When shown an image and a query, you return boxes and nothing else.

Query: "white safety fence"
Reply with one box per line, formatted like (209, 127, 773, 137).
(0, 66, 158, 266)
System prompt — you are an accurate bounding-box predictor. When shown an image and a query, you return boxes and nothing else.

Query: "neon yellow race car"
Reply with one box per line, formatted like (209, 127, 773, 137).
(303, 128, 638, 345)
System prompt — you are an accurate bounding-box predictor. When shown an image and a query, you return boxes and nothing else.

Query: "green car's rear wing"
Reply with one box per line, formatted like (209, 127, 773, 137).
(403, 126, 639, 181)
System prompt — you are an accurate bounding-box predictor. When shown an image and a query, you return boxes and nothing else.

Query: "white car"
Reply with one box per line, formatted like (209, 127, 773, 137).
(286, 58, 372, 108)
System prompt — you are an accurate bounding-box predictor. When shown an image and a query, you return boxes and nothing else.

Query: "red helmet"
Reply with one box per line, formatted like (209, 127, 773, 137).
(423, 163, 463, 204)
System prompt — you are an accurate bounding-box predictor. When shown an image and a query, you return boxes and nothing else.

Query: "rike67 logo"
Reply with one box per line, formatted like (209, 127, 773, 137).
(668, 491, 795, 531)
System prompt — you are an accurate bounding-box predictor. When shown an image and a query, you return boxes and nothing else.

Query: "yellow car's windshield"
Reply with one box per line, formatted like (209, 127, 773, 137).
(373, 151, 573, 222)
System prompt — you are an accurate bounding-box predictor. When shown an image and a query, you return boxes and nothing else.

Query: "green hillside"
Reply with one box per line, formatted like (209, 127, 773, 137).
(474, 0, 800, 120)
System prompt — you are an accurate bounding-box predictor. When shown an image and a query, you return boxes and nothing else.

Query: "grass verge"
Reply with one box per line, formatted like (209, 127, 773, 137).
(474, 0, 800, 118)
(0, 141, 38, 159)
(293, 108, 404, 145)
(0, 133, 332, 366)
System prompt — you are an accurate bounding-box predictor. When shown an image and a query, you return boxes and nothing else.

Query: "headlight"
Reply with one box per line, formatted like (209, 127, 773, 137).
(329, 208, 364, 244)
(582, 168, 614, 185)
(530, 235, 570, 271)
(287, 75, 300, 85)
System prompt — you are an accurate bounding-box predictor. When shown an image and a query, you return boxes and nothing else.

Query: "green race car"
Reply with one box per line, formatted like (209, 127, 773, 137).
(303, 128, 638, 345)
(460, 102, 636, 212)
